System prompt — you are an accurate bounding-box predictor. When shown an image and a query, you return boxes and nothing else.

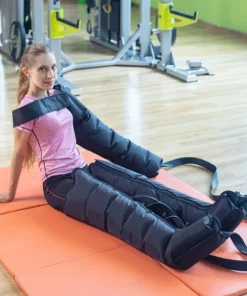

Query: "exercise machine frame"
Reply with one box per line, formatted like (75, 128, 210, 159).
(61, 0, 211, 83)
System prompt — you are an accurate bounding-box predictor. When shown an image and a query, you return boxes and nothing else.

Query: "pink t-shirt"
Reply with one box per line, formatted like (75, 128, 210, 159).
(16, 89, 86, 181)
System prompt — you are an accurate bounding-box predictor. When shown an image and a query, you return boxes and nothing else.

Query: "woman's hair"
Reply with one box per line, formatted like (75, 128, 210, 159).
(17, 44, 52, 170)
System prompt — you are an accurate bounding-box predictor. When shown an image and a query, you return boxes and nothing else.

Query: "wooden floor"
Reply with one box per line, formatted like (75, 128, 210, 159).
(1, 0, 247, 295)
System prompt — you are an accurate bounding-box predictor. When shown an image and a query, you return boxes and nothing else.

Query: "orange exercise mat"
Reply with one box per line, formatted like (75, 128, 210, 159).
(0, 206, 197, 296)
(15, 243, 198, 296)
(0, 150, 246, 296)
(0, 165, 45, 214)
(0, 206, 123, 275)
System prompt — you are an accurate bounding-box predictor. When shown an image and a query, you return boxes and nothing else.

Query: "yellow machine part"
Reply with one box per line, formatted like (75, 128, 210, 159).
(158, 3, 198, 31)
(102, 0, 112, 14)
(50, 9, 82, 39)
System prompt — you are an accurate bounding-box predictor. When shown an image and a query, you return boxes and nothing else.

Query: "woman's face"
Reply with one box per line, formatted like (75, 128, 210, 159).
(24, 52, 57, 91)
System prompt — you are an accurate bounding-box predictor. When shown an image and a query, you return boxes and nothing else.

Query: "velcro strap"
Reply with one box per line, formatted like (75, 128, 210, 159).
(205, 232, 247, 271)
(12, 92, 69, 127)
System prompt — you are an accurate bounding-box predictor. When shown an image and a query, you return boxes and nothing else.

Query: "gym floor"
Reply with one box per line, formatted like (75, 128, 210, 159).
(0, 0, 247, 295)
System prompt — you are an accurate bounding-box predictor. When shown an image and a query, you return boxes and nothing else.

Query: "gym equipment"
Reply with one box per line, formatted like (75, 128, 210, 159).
(87, 0, 177, 52)
(62, 0, 212, 83)
(23, 0, 32, 34)
(0, 0, 33, 62)
(87, 0, 131, 51)
(0, 0, 210, 84)
(155, 15, 177, 47)
(8, 21, 26, 62)
(11, 89, 247, 271)
(0, 0, 25, 61)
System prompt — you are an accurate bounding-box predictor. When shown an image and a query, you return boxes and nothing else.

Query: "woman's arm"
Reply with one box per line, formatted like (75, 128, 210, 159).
(0, 128, 30, 203)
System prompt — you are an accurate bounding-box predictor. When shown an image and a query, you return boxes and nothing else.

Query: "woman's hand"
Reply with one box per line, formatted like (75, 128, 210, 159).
(0, 193, 13, 203)
(0, 128, 30, 204)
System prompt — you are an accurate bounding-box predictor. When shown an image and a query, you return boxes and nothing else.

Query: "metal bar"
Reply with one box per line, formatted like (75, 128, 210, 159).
(140, 0, 151, 57)
(165, 66, 197, 82)
(31, 0, 45, 44)
(61, 59, 116, 74)
(98, 0, 102, 40)
(115, 60, 151, 67)
(159, 0, 174, 66)
(17, 0, 24, 26)
(120, 0, 131, 46)
(60, 51, 74, 65)
(160, 31, 174, 66)
(47, 0, 62, 74)
(114, 27, 140, 60)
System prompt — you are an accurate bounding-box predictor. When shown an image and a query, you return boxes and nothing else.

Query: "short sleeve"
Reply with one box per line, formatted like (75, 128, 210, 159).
(16, 120, 35, 133)
(15, 96, 35, 133)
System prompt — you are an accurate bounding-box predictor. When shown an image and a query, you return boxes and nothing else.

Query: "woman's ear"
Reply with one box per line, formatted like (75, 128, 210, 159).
(22, 67, 30, 77)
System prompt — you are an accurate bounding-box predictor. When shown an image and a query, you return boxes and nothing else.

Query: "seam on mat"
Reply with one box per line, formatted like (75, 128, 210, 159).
(156, 261, 200, 295)
(15, 245, 128, 274)
(0, 204, 48, 216)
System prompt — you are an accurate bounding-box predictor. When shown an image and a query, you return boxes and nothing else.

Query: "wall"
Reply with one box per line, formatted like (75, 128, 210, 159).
(132, 0, 247, 34)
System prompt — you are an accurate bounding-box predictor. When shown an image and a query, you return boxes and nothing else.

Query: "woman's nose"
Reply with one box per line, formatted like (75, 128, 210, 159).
(47, 69, 54, 78)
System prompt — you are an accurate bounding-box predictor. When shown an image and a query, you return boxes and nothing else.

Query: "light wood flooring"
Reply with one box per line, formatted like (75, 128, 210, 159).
(0, 1, 247, 295)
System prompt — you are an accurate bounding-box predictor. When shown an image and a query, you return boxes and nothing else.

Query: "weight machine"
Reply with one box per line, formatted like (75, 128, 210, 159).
(62, 0, 211, 83)
(86, 0, 177, 52)
(86, 0, 131, 51)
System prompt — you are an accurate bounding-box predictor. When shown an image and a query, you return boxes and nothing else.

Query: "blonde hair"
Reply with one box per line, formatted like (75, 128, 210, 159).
(17, 44, 52, 170)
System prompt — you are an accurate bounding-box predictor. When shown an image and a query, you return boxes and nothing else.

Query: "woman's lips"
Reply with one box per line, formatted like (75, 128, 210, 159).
(44, 81, 54, 86)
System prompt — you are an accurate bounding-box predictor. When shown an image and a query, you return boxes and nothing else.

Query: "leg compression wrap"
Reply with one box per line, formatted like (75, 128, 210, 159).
(88, 160, 243, 232)
(63, 161, 245, 270)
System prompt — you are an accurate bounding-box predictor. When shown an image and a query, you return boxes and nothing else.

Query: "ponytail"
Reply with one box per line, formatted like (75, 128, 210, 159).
(17, 62, 29, 104)
(17, 62, 35, 170)
(16, 44, 52, 170)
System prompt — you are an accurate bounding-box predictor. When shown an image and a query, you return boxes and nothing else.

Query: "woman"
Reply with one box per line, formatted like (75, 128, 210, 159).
(0, 44, 88, 210)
